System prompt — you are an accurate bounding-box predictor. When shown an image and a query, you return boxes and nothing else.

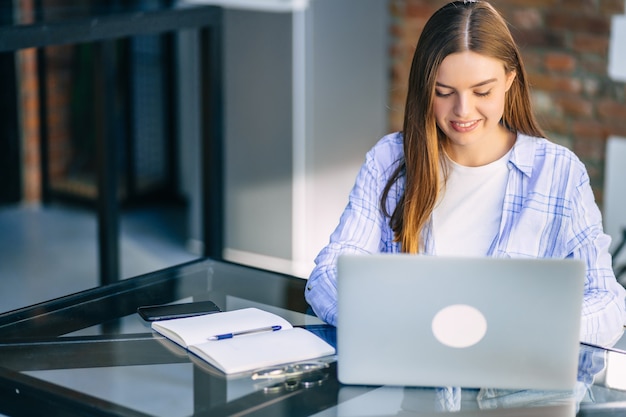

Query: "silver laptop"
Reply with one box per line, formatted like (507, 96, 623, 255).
(337, 254, 586, 390)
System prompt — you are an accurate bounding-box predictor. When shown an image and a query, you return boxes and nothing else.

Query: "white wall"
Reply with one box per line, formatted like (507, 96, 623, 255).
(608, 9, 626, 82)
(604, 5, 626, 266)
(222, 0, 389, 277)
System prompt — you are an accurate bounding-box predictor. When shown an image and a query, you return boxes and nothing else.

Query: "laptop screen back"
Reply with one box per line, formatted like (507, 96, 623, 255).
(336, 254, 585, 390)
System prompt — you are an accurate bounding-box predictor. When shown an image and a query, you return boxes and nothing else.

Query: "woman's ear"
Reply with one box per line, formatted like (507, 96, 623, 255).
(505, 70, 517, 92)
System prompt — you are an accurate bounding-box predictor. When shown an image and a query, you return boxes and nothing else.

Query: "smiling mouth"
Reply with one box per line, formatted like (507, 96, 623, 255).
(451, 120, 480, 130)
(453, 120, 479, 128)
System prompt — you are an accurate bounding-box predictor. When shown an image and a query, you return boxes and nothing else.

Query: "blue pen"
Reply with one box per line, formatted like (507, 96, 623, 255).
(208, 325, 282, 340)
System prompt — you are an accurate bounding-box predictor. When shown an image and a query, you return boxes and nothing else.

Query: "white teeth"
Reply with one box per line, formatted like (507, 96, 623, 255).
(455, 121, 476, 128)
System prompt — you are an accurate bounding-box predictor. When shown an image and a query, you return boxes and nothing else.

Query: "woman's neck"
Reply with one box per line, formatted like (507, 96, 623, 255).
(445, 128, 516, 167)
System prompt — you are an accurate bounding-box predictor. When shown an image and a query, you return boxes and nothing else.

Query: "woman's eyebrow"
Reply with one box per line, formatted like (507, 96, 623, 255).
(435, 78, 498, 89)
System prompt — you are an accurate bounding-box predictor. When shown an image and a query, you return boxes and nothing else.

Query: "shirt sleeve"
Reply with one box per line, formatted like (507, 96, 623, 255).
(304, 139, 398, 326)
(571, 168, 626, 346)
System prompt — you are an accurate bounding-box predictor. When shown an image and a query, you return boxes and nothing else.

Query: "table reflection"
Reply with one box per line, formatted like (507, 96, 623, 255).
(588, 345, 626, 391)
(308, 342, 626, 416)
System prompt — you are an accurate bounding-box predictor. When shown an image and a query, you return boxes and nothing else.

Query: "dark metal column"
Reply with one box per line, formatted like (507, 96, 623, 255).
(95, 40, 120, 285)
(201, 16, 224, 260)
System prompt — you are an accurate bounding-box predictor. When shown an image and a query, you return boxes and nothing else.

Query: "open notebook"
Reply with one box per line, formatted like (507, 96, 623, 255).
(152, 307, 335, 374)
(336, 254, 585, 390)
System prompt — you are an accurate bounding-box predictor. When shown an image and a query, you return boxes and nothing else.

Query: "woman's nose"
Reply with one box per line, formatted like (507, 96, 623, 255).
(454, 93, 472, 118)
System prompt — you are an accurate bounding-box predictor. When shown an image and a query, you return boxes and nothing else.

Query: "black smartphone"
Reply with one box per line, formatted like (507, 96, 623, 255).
(137, 300, 222, 321)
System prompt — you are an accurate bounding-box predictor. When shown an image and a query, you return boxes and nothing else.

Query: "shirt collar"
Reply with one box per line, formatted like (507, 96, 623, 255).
(508, 133, 538, 177)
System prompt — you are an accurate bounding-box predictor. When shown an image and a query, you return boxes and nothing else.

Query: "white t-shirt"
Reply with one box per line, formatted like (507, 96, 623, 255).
(432, 151, 511, 257)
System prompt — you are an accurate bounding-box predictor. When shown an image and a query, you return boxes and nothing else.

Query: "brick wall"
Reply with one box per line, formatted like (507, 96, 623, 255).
(18, 47, 41, 203)
(389, 0, 626, 204)
(45, 45, 74, 185)
(17, 0, 40, 203)
(18, 1, 79, 205)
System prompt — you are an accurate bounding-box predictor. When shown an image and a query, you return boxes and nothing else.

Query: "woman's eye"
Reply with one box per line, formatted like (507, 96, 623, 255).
(475, 90, 491, 97)
(435, 90, 453, 97)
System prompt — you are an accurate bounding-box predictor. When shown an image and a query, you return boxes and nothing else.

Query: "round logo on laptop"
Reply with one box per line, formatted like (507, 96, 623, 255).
(431, 304, 487, 348)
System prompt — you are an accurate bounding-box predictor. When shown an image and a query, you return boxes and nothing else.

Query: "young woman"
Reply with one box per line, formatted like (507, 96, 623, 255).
(305, 0, 626, 346)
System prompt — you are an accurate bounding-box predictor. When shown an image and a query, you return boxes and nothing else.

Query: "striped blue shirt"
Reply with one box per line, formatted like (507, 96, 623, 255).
(305, 132, 626, 346)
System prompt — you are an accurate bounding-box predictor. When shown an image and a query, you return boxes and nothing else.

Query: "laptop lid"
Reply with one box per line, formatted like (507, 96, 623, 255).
(336, 254, 585, 390)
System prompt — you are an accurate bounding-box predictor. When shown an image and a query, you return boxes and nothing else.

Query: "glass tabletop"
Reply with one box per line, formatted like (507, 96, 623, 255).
(0, 258, 625, 416)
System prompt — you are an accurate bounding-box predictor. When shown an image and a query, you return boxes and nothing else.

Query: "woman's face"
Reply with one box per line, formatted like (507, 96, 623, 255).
(433, 50, 516, 166)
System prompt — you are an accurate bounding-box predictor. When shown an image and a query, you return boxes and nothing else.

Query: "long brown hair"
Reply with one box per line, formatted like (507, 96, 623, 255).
(381, 0, 544, 254)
